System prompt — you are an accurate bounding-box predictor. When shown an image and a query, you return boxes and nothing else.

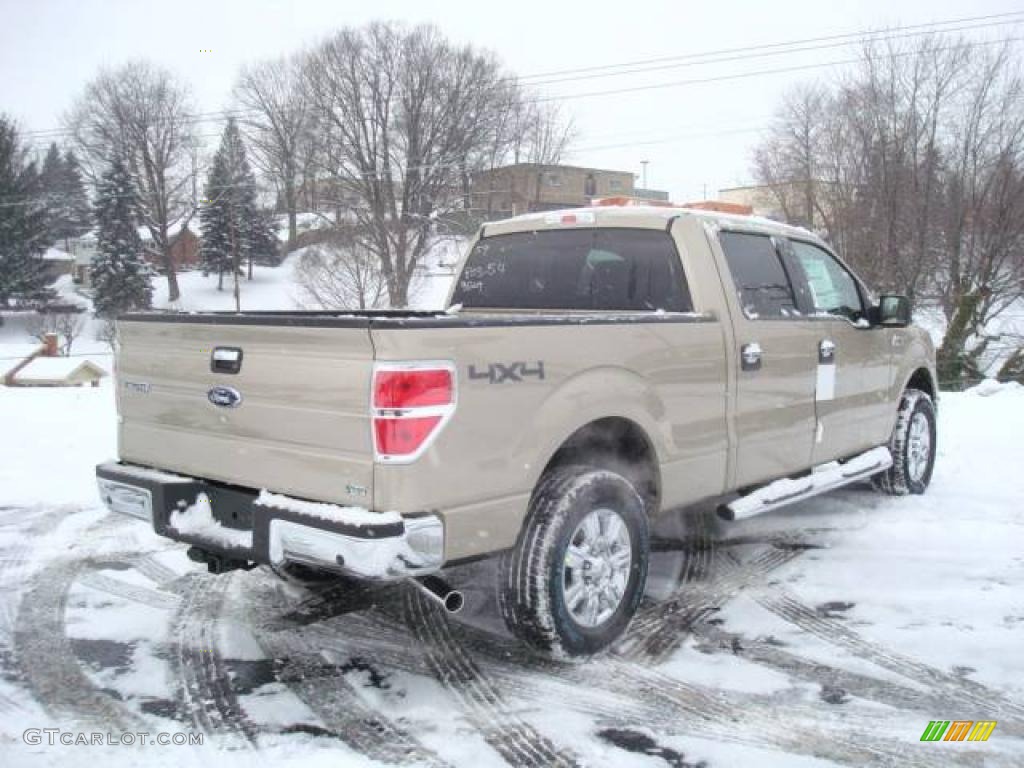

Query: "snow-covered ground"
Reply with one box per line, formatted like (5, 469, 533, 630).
(1, 378, 1023, 767)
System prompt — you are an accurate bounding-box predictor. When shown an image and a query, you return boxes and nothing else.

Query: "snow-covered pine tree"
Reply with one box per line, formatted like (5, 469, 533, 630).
(59, 150, 92, 245)
(39, 143, 65, 244)
(0, 116, 56, 308)
(90, 158, 152, 318)
(246, 205, 282, 274)
(39, 144, 93, 251)
(201, 118, 261, 298)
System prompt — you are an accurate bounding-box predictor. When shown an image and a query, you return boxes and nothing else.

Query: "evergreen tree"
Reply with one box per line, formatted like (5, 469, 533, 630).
(201, 118, 263, 302)
(0, 116, 56, 308)
(59, 150, 92, 242)
(38, 143, 92, 249)
(39, 142, 64, 244)
(90, 158, 152, 317)
(246, 206, 282, 272)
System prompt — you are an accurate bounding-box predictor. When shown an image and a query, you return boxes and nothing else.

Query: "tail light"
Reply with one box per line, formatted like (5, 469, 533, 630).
(372, 362, 456, 463)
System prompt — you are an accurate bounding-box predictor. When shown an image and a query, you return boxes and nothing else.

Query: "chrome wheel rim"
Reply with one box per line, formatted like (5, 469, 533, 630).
(907, 412, 931, 482)
(562, 507, 632, 628)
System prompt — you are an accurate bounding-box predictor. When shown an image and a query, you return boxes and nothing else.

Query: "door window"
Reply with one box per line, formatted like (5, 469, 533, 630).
(718, 231, 798, 319)
(789, 240, 864, 321)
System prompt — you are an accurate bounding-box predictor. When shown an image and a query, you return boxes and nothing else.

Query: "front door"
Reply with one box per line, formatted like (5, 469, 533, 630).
(717, 231, 818, 488)
(785, 239, 893, 462)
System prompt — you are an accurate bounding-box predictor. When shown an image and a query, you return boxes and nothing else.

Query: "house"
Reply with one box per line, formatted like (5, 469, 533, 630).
(2, 332, 107, 388)
(69, 232, 98, 284)
(41, 247, 75, 282)
(10, 356, 107, 387)
(139, 220, 201, 271)
(470, 163, 638, 217)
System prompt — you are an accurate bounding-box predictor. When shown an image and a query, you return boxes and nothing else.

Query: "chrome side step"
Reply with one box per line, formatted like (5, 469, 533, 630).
(719, 446, 893, 521)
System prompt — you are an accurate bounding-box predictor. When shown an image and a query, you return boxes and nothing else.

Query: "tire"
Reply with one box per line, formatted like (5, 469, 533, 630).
(499, 465, 650, 658)
(874, 388, 937, 495)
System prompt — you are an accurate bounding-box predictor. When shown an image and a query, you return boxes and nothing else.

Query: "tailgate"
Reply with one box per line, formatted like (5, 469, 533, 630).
(116, 318, 375, 506)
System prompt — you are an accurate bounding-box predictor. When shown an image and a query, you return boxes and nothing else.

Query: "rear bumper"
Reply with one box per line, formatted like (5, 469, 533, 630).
(95, 462, 444, 580)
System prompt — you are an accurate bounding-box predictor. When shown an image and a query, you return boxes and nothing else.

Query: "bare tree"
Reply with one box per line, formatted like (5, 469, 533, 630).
(753, 35, 1024, 385)
(28, 308, 84, 356)
(65, 61, 196, 302)
(233, 54, 311, 252)
(294, 240, 392, 310)
(303, 22, 519, 306)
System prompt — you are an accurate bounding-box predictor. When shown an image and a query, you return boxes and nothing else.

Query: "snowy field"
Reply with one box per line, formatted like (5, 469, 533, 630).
(1, 377, 1023, 767)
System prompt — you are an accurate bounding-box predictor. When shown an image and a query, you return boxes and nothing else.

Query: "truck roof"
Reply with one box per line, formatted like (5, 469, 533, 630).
(483, 203, 821, 244)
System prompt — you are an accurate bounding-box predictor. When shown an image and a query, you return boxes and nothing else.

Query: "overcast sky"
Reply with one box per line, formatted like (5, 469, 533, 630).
(1, 0, 1022, 200)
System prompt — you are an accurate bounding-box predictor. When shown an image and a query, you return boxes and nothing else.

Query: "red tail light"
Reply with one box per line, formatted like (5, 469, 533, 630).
(372, 363, 456, 462)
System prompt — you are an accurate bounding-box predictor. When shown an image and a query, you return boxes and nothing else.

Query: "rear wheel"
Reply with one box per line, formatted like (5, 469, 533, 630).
(499, 466, 649, 658)
(874, 388, 937, 495)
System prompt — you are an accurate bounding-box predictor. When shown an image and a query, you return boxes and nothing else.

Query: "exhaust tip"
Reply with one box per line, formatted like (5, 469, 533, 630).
(444, 591, 465, 614)
(716, 504, 735, 522)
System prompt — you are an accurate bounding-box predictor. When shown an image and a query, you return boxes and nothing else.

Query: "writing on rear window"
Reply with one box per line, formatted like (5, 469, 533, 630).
(452, 228, 692, 311)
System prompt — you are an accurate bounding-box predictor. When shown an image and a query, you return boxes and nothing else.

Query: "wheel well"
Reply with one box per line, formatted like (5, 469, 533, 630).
(906, 368, 936, 400)
(541, 418, 661, 514)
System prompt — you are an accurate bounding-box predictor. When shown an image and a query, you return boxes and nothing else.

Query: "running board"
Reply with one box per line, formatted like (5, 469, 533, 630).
(719, 446, 892, 521)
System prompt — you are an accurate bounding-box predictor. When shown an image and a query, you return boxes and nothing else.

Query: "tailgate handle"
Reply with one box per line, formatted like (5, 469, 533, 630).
(211, 347, 243, 375)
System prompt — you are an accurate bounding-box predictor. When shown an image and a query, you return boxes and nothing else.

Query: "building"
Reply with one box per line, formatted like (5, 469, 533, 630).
(1, 333, 107, 388)
(139, 221, 201, 271)
(470, 163, 638, 217)
(41, 247, 75, 282)
(718, 182, 827, 229)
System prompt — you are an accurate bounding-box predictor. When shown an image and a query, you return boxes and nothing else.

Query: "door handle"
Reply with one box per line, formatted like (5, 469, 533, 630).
(819, 339, 836, 364)
(741, 342, 762, 371)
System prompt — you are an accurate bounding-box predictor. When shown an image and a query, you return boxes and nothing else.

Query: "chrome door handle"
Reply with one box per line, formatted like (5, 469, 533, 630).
(741, 342, 762, 371)
(819, 339, 836, 364)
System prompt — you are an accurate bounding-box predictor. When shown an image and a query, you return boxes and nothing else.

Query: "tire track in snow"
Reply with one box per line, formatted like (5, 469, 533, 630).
(619, 540, 806, 663)
(403, 589, 581, 768)
(12, 557, 146, 730)
(169, 572, 259, 747)
(242, 576, 453, 767)
(754, 588, 1024, 725)
(692, 621, 1024, 739)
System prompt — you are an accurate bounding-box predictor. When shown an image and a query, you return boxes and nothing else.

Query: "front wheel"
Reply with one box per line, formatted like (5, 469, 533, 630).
(874, 388, 937, 495)
(499, 466, 649, 658)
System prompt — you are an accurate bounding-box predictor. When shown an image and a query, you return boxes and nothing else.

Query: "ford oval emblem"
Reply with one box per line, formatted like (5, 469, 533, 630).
(208, 385, 242, 408)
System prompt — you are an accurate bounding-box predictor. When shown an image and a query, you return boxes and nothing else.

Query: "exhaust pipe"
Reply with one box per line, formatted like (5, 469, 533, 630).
(411, 574, 464, 614)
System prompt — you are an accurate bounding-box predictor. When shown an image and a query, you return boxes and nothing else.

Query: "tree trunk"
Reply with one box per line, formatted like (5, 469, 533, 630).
(936, 289, 983, 390)
(164, 246, 180, 303)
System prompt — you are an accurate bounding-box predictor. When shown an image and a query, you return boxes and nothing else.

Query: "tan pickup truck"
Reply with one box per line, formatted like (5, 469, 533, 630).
(96, 204, 937, 656)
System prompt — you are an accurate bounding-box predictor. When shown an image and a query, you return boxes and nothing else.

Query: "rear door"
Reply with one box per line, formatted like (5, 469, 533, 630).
(116, 317, 376, 506)
(784, 239, 894, 460)
(716, 231, 818, 487)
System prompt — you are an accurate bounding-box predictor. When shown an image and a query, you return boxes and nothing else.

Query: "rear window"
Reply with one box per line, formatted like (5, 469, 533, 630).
(718, 231, 798, 319)
(451, 228, 692, 311)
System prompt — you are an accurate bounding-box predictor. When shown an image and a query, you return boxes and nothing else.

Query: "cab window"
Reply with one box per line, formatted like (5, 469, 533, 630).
(718, 231, 798, 319)
(789, 240, 864, 321)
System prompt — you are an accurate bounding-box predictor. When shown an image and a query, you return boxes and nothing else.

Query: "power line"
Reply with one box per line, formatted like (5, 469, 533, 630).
(516, 10, 1024, 80)
(16, 11, 1024, 142)
(524, 17, 1024, 88)
(534, 35, 1022, 103)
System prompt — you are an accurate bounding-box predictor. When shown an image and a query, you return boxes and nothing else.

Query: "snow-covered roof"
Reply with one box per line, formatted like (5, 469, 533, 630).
(42, 247, 74, 262)
(0, 343, 45, 377)
(13, 357, 108, 383)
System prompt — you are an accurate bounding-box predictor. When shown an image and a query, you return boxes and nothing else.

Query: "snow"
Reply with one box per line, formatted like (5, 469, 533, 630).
(256, 490, 401, 527)
(41, 246, 74, 262)
(168, 492, 254, 550)
(12, 356, 107, 382)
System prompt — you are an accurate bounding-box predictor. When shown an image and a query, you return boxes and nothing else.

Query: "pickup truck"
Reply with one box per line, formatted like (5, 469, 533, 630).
(96, 203, 938, 657)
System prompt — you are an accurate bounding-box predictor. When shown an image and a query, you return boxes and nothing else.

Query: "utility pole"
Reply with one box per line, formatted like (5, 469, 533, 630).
(640, 160, 649, 190)
(229, 206, 240, 313)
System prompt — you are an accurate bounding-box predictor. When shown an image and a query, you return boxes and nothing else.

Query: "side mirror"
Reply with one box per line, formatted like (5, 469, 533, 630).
(877, 294, 911, 327)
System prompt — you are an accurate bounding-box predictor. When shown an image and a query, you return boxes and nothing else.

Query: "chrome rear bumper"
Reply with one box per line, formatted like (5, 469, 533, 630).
(95, 461, 444, 580)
